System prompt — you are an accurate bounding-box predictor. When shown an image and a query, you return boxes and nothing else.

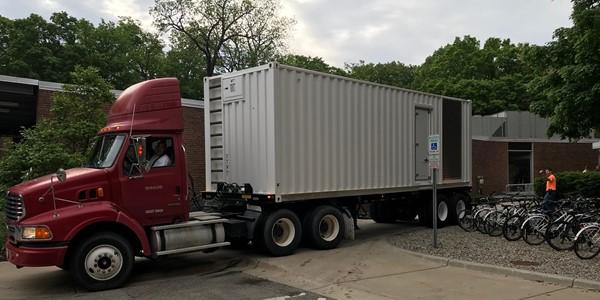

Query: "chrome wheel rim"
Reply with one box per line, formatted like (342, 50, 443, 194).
(84, 244, 123, 281)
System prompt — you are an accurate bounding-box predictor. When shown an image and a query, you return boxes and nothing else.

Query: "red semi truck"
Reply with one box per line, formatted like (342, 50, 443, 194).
(5, 64, 471, 291)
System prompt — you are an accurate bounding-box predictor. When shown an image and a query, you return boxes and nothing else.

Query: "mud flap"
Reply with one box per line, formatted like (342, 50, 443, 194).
(341, 207, 355, 240)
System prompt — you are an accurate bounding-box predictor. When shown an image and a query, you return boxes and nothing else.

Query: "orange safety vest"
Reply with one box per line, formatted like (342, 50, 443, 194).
(546, 174, 556, 191)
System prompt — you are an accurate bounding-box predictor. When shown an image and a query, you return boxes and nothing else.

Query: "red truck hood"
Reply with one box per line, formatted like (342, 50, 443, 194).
(8, 168, 111, 222)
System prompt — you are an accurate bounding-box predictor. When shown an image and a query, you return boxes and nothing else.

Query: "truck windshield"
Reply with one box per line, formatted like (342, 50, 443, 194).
(86, 134, 125, 168)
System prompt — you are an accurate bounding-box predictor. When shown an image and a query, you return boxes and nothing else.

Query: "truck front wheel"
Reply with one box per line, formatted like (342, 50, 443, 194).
(304, 205, 345, 250)
(69, 232, 134, 291)
(258, 209, 302, 256)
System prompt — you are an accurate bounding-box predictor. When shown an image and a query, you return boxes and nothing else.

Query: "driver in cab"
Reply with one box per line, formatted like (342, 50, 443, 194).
(148, 140, 171, 168)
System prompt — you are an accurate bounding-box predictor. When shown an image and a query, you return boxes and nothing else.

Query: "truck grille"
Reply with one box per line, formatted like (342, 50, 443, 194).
(7, 225, 16, 242)
(5, 193, 25, 221)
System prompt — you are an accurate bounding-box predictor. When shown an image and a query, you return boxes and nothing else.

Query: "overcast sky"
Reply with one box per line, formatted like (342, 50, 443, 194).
(1, 0, 573, 67)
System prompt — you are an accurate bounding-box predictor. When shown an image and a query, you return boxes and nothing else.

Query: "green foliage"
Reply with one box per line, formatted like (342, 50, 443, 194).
(534, 171, 600, 198)
(277, 54, 346, 75)
(163, 32, 207, 100)
(346, 61, 416, 89)
(0, 12, 167, 94)
(413, 36, 536, 115)
(0, 67, 113, 193)
(529, 0, 600, 139)
(0, 213, 4, 260)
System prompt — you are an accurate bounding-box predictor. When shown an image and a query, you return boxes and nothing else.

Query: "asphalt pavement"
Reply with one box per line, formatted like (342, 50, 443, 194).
(0, 248, 323, 300)
(1, 221, 600, 300)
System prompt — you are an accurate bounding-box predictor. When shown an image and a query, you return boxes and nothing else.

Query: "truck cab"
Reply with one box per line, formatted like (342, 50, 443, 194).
(4, 78, 231, 291)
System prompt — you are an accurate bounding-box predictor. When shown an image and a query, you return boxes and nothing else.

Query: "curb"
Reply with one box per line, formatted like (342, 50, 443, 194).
(396, 248, 600, 291)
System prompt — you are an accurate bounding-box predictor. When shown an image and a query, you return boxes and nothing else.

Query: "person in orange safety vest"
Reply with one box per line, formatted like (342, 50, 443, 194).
(541, 168, 557, 213)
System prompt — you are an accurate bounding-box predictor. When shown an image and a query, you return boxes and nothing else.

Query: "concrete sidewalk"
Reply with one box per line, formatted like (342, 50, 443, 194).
(246, 222, 600, 300)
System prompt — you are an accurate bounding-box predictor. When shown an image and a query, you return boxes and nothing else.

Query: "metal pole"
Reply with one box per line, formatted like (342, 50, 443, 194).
(432, 168, 438, 248)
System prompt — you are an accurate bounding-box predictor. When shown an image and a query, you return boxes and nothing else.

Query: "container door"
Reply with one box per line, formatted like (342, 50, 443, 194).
(414, 107, 430, 181)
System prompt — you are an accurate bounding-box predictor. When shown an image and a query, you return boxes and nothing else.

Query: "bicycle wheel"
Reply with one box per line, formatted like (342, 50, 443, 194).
(503, 215, 523, 241)
(458, 208, 476, 232)
(523, 216, 547, 245)
(545, 220, 576, 251)
(488, 211, 505, 237)
(475, 209, 491, 234)
(574, 226, 600, 260)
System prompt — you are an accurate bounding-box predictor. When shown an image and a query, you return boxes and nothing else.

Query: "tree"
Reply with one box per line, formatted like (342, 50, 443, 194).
(0, 67, 114, 193)
(277, 54, 346, 75)
(164, 32, 207, 99)
(83, 17, 167, 89)
(413, 36, 535, 115)
(0, 13, 166, 91)
(151, 0, 293, 76)
(529, 0, 600, 139)
(0, 13, 63, 80)
(346, 61, 416, 89)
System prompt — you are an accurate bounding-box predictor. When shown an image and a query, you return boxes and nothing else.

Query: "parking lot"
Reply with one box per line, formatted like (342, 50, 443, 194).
(2, 221, 599, 300)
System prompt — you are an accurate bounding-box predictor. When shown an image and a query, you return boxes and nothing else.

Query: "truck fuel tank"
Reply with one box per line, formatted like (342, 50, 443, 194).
(150, 212, 229, 256)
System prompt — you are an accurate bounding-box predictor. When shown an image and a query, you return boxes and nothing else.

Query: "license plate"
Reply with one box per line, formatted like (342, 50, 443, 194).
(241, 194, 251, 200)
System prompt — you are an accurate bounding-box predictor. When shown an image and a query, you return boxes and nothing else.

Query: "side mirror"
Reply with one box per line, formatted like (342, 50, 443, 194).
(127, 136, 148, 178)
(56, 168, 67, 183)
(131, 137, 147, 164)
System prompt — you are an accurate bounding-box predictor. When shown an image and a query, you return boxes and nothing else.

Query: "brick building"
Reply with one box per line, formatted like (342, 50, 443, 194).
(472, 111, 598, 195)
(0, 75, 206, 190)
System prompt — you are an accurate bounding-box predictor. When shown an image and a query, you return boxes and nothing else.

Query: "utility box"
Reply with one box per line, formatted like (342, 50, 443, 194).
(205, 63, 471, 202)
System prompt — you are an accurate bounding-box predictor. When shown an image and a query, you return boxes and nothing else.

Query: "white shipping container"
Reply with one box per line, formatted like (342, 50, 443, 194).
(205, 63, 471, 202)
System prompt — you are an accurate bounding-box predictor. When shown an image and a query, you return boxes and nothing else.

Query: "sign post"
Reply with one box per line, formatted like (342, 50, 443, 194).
(428, 134, 440, 249)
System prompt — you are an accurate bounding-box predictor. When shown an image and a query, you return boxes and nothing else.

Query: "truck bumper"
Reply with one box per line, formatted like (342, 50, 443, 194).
(5, 241, 68, 268)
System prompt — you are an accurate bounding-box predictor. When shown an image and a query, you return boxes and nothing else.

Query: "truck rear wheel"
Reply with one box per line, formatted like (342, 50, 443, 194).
(419, 194, 450, 228)
(258, 209, 302, 256)
(304, 205, 345, 250)
(69, 232, 134, 291)
(449, 193, 469, 225)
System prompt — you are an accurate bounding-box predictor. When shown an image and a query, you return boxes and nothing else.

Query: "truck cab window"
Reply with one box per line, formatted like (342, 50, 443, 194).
(86, 134, 125, 168)
(123, 137, 175, 177)
(147, 138, 174, 169)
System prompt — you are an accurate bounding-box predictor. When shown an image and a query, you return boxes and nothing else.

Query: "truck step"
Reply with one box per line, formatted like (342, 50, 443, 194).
(155, 242, 231, 256)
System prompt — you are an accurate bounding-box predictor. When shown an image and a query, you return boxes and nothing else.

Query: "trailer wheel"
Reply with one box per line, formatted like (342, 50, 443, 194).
(304, 206, 345, 250)
(419, 194, 449, 228)
(258, 209, 302, 256)
(449, 193, 469, 225)
(69, 232, 134, 291)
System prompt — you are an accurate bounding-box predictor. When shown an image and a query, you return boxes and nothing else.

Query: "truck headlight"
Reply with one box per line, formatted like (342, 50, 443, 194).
(20, 226, 53, 240)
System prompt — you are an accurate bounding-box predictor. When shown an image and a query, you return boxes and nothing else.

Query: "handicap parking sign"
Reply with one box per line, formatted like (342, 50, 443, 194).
(428, 134, 440, 155)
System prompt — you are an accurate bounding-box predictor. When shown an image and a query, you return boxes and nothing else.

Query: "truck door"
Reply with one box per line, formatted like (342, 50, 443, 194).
(414, 107, 430, 181)
(119, 136, 184, 226)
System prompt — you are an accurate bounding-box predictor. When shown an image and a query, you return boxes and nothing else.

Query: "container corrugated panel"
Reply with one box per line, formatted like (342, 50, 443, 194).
(205, 63, 471, 201)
